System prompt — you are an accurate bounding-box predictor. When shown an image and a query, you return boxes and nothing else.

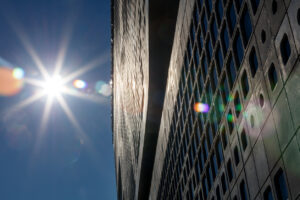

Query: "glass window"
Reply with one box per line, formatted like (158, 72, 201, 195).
(234, 145, 240, 166)
(234, 92, 241, 117)
(198, 32, 204, 49)
(235, 0, 243, 11)
(280, 34, 291, 65)
(227, 159, 234, 182)
(241, 129, 248, 151)
(221, 75, 229, 103)
(221, 128, 228, 149)
(195, 47, 200, 67)
(233, 32, 244, 69)
(227, 2, 237, 34)
(194, 6, 200, 26)
(221, 173, 228, 194)
(216, 186, 221, 200)
(191, 25, 196, 44)
(216, 0, 223, 25)
(188, 40, 193, 59)
(268, 63, 278, 91)
(216, 46, 224, 73)
(201, 11, 208, 36)
(212, 67, 218, 92)
(221, 25, 230, 54)
(274, 168, 289, 200)
(203, 176, 209, 199)
(211, 16, 218, 45)
(240, 180, 248, 200)
(250, 0, 260, 15)
(197, 0, 203, 7)
(217, 138, 224, 164)
(202, 55, 208, 78)
(212, 153, 218, 176)
(227, 54, 236, 89)
(240, 6, 252, 47)
(227, 110, 234, 134)
(241, 70, 249, 98)
(205, 0, 212, 17)
(249, 47, 258, 77)
(264, 186, 274, 200)
(206, 37, 213, 63)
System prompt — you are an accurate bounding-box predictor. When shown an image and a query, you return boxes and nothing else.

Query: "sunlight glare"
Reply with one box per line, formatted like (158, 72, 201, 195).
(43, 75, 63, 97)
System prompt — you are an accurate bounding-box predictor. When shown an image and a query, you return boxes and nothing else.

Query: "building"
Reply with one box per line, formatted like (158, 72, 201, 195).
(111, 0, 179, 199)
(112, 0, 300, 199)
(150, 0, 300, 200)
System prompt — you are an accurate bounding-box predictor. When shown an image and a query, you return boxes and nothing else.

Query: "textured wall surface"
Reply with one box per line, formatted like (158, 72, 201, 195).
(150, 0, 300, 199)
(112, 0, 148, 199)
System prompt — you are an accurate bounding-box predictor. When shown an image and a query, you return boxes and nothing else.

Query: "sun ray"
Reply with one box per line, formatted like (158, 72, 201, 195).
(56, 94, 101, 164)
(62, 87, 107, 104)
(61, 52, 109, 84)
(6, 91, 45, 116)
(5, 16, 50, 79)
(23, 78, 45, 88)
(39, 96, 54, 134)
(56, 94, 86, 137)
(53, 19, 75, 76)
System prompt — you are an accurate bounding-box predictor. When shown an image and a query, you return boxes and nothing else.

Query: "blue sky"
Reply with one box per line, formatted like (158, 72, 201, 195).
(0, 0, 116, 199)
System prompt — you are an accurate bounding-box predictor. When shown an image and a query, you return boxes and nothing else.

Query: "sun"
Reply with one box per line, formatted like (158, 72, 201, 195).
(42, 75, 64, 97)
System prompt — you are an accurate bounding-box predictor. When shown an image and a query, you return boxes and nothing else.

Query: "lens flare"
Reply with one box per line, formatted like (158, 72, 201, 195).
(95, 81, 111, 96)
(43, 75, 63, 97)
(194, 102, 210, 113)
(227, 113, 235, 122)
(73, 80, 87, 89)
(12, 68, 25, 79)
(0, 67, 23, 96)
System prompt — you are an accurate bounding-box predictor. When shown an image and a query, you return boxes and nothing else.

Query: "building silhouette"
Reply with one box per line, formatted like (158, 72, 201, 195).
(112, 0, 300, 199)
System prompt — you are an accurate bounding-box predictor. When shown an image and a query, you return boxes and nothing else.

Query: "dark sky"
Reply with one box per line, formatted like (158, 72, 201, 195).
(0, 0, 116, 200)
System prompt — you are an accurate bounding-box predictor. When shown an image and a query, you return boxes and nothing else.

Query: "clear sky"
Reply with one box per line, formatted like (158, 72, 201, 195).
(0, 0, 116, 199)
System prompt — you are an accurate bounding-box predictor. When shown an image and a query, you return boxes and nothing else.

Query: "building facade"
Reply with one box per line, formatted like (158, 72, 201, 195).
(149, 0, 300, 200)
(111, 0, 179, 199)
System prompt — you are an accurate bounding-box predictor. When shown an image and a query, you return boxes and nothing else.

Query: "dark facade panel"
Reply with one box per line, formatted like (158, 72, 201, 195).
(150, 0, 300, 199)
